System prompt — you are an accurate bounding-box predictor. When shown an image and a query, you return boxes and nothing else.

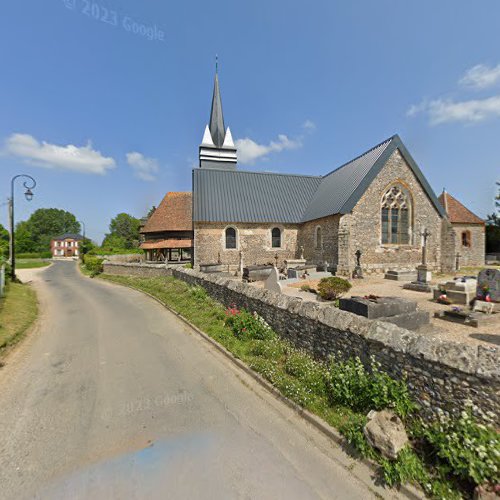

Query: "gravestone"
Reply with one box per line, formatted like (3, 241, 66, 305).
(352, 250, 364, 279)
(264, 267, 283, 294)
(339, 296, 429, 330)
(384, 269, 417, 282)
(287, 268, 299, 279)
(476, 268, 500, 302)
(433, 277, 477, 305)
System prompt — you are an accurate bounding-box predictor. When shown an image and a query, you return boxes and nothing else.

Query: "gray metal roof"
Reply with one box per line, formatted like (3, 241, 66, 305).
(301, 136, 394, 221)
(209, 73, 226, 148)
(193, 134, 446, 223)
(193, 168, 322, 223)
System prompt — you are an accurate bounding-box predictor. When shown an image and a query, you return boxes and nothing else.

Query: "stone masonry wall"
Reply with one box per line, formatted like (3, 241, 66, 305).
(102, 262, 173, 278)
(452, 223, 486, 268)
(102, 262, 500, 424)
(297, 215, 341, 267)
(194, 222, 299, 271)
(347, 149, 443, 274)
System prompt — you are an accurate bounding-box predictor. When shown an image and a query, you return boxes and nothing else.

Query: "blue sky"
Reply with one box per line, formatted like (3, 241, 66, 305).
(1, 0, 499, 243)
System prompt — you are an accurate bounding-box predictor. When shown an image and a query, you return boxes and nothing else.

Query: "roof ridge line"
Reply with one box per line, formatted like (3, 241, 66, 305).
(194, 168, 322, 179)
(322, 134, 397, 178)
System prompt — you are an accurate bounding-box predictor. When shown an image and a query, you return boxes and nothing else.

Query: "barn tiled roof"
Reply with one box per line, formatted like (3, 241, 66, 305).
(193, 134, 446, 223)
(438, 191, 484, 224)
(140, 239, 193, 249)
(141, 192, 192, 233)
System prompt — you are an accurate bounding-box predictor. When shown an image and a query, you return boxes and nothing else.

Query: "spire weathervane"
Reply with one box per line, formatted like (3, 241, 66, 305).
(215, 54, 218, 74)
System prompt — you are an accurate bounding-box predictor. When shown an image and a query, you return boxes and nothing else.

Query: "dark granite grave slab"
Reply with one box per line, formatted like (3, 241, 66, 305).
(339, 296, 417, 319)
(379, 310, 430, 330)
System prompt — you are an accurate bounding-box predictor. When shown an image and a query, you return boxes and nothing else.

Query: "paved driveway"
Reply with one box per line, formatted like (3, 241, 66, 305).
(0, 261, 396, 499)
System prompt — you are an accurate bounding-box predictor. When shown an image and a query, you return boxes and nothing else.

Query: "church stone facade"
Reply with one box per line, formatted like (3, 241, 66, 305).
(191, 72, 484, 275)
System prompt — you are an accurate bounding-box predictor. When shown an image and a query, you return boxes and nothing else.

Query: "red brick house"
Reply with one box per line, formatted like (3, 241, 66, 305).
(51, 233, 83, 258)
(140, 192, 193, 262)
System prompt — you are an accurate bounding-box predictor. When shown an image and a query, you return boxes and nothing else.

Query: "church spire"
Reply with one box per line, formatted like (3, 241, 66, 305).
(209, 71, 226, 148)
(199, 60, 237, 170)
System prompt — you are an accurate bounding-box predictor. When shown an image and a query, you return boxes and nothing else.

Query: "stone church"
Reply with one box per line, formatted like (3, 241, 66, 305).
(189, 72, 485, 275)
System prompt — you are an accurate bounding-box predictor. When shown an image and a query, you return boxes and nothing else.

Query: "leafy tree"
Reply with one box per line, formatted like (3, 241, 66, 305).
(0, 223, 9, 259)
(486, 182, 500, 253)
(147, 206, 156, 218)
(102, 213, 140, 249)
(15, 208, 80, 253)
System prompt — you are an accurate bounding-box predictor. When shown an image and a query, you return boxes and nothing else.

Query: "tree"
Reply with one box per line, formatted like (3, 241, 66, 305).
(0, 223, 9, 259)
(486, 182, 500, 253)
(15, 208, 80, 253)
(102, 213, 141, 249)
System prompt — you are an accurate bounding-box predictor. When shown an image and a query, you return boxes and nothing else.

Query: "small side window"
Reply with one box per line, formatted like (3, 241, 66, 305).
(271, 227, 281, 248)
(225, 227, 237, 249)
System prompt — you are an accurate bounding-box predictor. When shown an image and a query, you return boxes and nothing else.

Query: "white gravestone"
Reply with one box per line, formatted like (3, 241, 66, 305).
(476, 268, 500, 302)
(264, 267, 283, 294)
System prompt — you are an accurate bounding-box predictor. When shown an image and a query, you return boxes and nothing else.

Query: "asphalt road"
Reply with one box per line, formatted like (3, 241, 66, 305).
(0, 261, 396, 499)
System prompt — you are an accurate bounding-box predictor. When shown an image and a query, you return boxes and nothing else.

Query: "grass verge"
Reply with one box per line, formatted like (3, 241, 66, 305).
(99, 273, 499, 499)
(16, 259, 51, 269)
(0, 281, 38, 358)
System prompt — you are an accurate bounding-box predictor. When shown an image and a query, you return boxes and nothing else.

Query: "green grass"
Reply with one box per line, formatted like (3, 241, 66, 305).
(16, 259, 51, 269)
(0, 281, 38, 357)
(98, 273, 491, 499)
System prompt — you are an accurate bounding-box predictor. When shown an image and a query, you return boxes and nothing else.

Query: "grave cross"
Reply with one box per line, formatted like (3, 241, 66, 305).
(421, 229, 431, 265)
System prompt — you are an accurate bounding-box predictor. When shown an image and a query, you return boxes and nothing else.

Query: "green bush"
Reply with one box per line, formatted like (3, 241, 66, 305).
(325, 356, 415, 418)
(317, 277, 352, 301)
(338, 415, 376, 459)
(225, 307, 276, 341)
(83, 255, 104, 277)
(249, 338, 287, 360)
(423, 407, 500, 486)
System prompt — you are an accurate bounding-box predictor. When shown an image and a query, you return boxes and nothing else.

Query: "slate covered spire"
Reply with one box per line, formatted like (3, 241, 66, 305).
(199, 61, 237, 170)
(209, 72, 226, 148)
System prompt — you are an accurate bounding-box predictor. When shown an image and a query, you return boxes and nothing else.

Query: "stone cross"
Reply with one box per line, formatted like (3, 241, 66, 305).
(299, 246, 304, 260)
(274, 252, 279, 268)
(217, 251, 221, 264)
(421, 229, 431, 265)
(455, 252, 461, 271)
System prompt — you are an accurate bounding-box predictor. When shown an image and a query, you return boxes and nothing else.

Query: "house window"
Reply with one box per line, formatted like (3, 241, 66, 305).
(315, 226, 322, 250)
(381, 184, 412, 245)
(271, 227, 281, 248)
(462, 231, 471, 247)
(225, 227, 237, 249)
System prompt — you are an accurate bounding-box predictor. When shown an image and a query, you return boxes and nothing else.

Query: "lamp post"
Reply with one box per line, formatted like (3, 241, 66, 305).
(9, 174, 36, 281)
(78, 220, 86, 261)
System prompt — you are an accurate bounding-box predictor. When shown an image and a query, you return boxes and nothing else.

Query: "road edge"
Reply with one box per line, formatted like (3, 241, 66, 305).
(87, 268, 423, 500)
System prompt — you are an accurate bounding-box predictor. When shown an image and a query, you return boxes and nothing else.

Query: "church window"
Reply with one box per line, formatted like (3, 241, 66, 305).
(271, 227, 282, 248)
(315, 226, 322, 249)
(381, 184, 412, 245)
(225, 227, 237, 249)
(462, 231, 471, 247)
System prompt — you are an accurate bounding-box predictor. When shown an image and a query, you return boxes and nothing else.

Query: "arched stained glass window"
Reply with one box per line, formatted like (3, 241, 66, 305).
(381, 185, 412, 245)
(225, 227, 237, 249)
(271, 227, 281, 248)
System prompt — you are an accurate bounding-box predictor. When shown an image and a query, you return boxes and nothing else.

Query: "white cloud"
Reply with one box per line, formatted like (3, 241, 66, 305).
(126, 151, 159, 181)
(407, 95, 500, 125)
(459, 64, 500, 90)
(4, 133, 116, 174)
(302, 119, 316, 131)
(235, 134, 301, 164)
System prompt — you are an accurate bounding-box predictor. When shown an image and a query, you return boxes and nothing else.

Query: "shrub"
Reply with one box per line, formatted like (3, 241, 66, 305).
(225, 307, 276, 341)
(189, 285, 207, 301)
(338, 415, 376, 459)
(16, 251, 52, 259)
(249, 338, 286, 360)
(423, 407, 500, 486)
(325, 356, 415, 417)
(317, 277, 351, 301)
(83, 255, 104, 277)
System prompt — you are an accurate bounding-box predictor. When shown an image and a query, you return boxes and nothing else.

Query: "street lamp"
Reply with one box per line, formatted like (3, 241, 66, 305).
(9, 174, 37, 281)
(78, 220, 86, 261)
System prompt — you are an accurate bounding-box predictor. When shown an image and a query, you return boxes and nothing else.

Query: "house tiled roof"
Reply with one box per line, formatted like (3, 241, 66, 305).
(140, 239, 193, 249)
(52, 233, 83, 241)
(438, 191, 484, 224)
(141, 192, 193, 233)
